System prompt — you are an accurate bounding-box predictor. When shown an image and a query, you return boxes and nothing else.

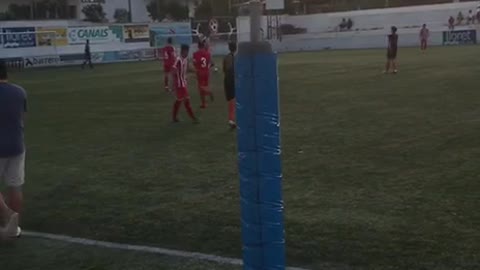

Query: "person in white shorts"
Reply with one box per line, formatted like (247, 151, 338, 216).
(0, 60, 26, 239)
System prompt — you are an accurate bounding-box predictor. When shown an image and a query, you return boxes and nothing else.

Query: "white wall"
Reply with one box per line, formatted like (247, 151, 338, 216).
(237, 2, 480, 52)
(238, 1, 480, 40)
(288, 2, 479, 33)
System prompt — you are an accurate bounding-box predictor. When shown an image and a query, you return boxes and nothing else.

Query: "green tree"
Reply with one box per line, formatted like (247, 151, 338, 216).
(114, 8, 130, 23)
(33, 0, 69, 19)
(7, 4, 31, 20)
(146, 0, 188, 21)
(82, 4, 106, 22)
(146, 0, 166, 21)
(195, 0, 213, 19)
(210, 0, 230, 16)
(166, 1, 189, 21)
(0, 11, 15, 21)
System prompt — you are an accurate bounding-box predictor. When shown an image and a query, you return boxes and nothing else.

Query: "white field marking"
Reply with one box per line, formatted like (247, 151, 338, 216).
(23, 231, 309, 270)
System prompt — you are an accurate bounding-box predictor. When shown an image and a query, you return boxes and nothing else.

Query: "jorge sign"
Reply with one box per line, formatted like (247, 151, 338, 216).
(443, 30, 477, 46)
(68, 26, 123, 45)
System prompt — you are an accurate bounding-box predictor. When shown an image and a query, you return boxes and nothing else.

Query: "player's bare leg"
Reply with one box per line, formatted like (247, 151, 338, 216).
(172, 99, 182, 122)
(7, 187, 23, 216)
(228, 99, 236, 129)
(421, 40, 427, 51)
(199, 85, 213, 109)
(164, 74, 170, 92)
(0, 193, 10, 225)
(199, 87, 207, 109)
(204, 87, 214, 102)
(392, 60, 398, 74)
(184, 98, 198, 123)
(0, 193, 19, 239)
(384, 60, 391, 74)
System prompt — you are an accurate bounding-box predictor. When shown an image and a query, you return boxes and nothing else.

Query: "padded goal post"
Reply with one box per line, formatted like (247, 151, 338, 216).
(236, 1, 286, 269)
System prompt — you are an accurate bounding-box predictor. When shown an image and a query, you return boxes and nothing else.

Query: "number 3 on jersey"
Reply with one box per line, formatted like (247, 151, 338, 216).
(201, 57, 207, 68)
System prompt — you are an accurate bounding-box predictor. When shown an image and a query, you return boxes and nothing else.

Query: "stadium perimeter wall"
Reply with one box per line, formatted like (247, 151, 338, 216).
(237, 1, 480, 51)
(1, 1, 479, 69)
(0, 20, 195, 68)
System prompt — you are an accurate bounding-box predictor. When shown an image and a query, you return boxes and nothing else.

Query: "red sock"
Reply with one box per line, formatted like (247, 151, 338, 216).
(184, 99, 196, 120)
(228, 99, 235, 122)
(173, 100, 181, 121)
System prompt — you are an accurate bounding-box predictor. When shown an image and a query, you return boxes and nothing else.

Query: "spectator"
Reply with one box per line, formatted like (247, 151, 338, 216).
(467, 10, 474, 24)
(457, 11, 464, 25)
(448, 16, 455, 30)
(347, 18, 354, 30)
(0, 60, 26, 239)
(476, 6, 480, 24)
(339, 18, 347, 31)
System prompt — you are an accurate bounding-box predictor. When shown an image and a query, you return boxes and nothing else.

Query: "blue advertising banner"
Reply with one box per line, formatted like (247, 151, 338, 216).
(2, 27, 36, 48)
(149, 23, 192, 48)
(443, 30, 477, 46)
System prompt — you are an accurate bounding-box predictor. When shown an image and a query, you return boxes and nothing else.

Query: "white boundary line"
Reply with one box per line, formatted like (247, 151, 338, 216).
(23, 231, 309, 270)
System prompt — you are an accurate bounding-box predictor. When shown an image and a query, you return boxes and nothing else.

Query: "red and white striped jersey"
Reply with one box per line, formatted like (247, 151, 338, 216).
(420, 28, 429, 40)
(173, 56, 188, 89)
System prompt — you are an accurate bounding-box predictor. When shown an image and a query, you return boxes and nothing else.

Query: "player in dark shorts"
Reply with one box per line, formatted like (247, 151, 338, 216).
(81, 39, 93, 69)
(385, 26, 398, 74)
(223, 42, 237, 129)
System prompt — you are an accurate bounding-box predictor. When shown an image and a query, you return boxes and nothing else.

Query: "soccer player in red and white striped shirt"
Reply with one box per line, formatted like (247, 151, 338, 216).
(172, 44, 197, 123)
(420, 24, 430, 51)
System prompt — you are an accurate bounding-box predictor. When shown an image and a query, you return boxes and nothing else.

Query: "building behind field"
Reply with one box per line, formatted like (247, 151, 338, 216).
(0, 0, 150, 22)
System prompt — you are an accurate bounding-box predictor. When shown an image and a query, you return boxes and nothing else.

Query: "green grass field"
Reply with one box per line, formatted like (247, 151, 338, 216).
(3, 46, 480, 270)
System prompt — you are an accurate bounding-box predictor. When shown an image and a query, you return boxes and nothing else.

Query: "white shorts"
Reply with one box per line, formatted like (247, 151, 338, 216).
(0, 152, 25, 188)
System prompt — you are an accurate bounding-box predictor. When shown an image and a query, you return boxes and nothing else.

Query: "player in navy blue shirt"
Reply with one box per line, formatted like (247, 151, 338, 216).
(385, 26, 399, 74)
(0, 60, 26, 239)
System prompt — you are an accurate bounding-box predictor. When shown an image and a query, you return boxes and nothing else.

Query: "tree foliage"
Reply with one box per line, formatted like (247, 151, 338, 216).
(147, 0, 188, 21)
(194, 0, 213, 19)
(0, 11, 15, 21)
(37, 0, 69, 19)
(114, 8, 130, 23)
(82, 4, 107, 22)
(6, 4, 30, 20)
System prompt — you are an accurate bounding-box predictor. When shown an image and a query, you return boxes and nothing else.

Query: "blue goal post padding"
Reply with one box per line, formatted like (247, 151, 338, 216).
(236, 42, 285, 270)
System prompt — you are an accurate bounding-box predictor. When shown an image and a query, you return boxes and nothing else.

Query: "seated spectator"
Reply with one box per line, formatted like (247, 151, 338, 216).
(448, 16, 455, 30)
(339, 18, 347, 31)
(347, 18, 354, 30)
(467, 10, 474, 24)
(476, 6, 480, 24)
(457, 11, 464, 25)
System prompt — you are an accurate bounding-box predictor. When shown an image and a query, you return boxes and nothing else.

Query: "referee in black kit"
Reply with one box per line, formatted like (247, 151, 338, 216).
(223, 42, 237, 129)
(81, 39, 93, 69)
